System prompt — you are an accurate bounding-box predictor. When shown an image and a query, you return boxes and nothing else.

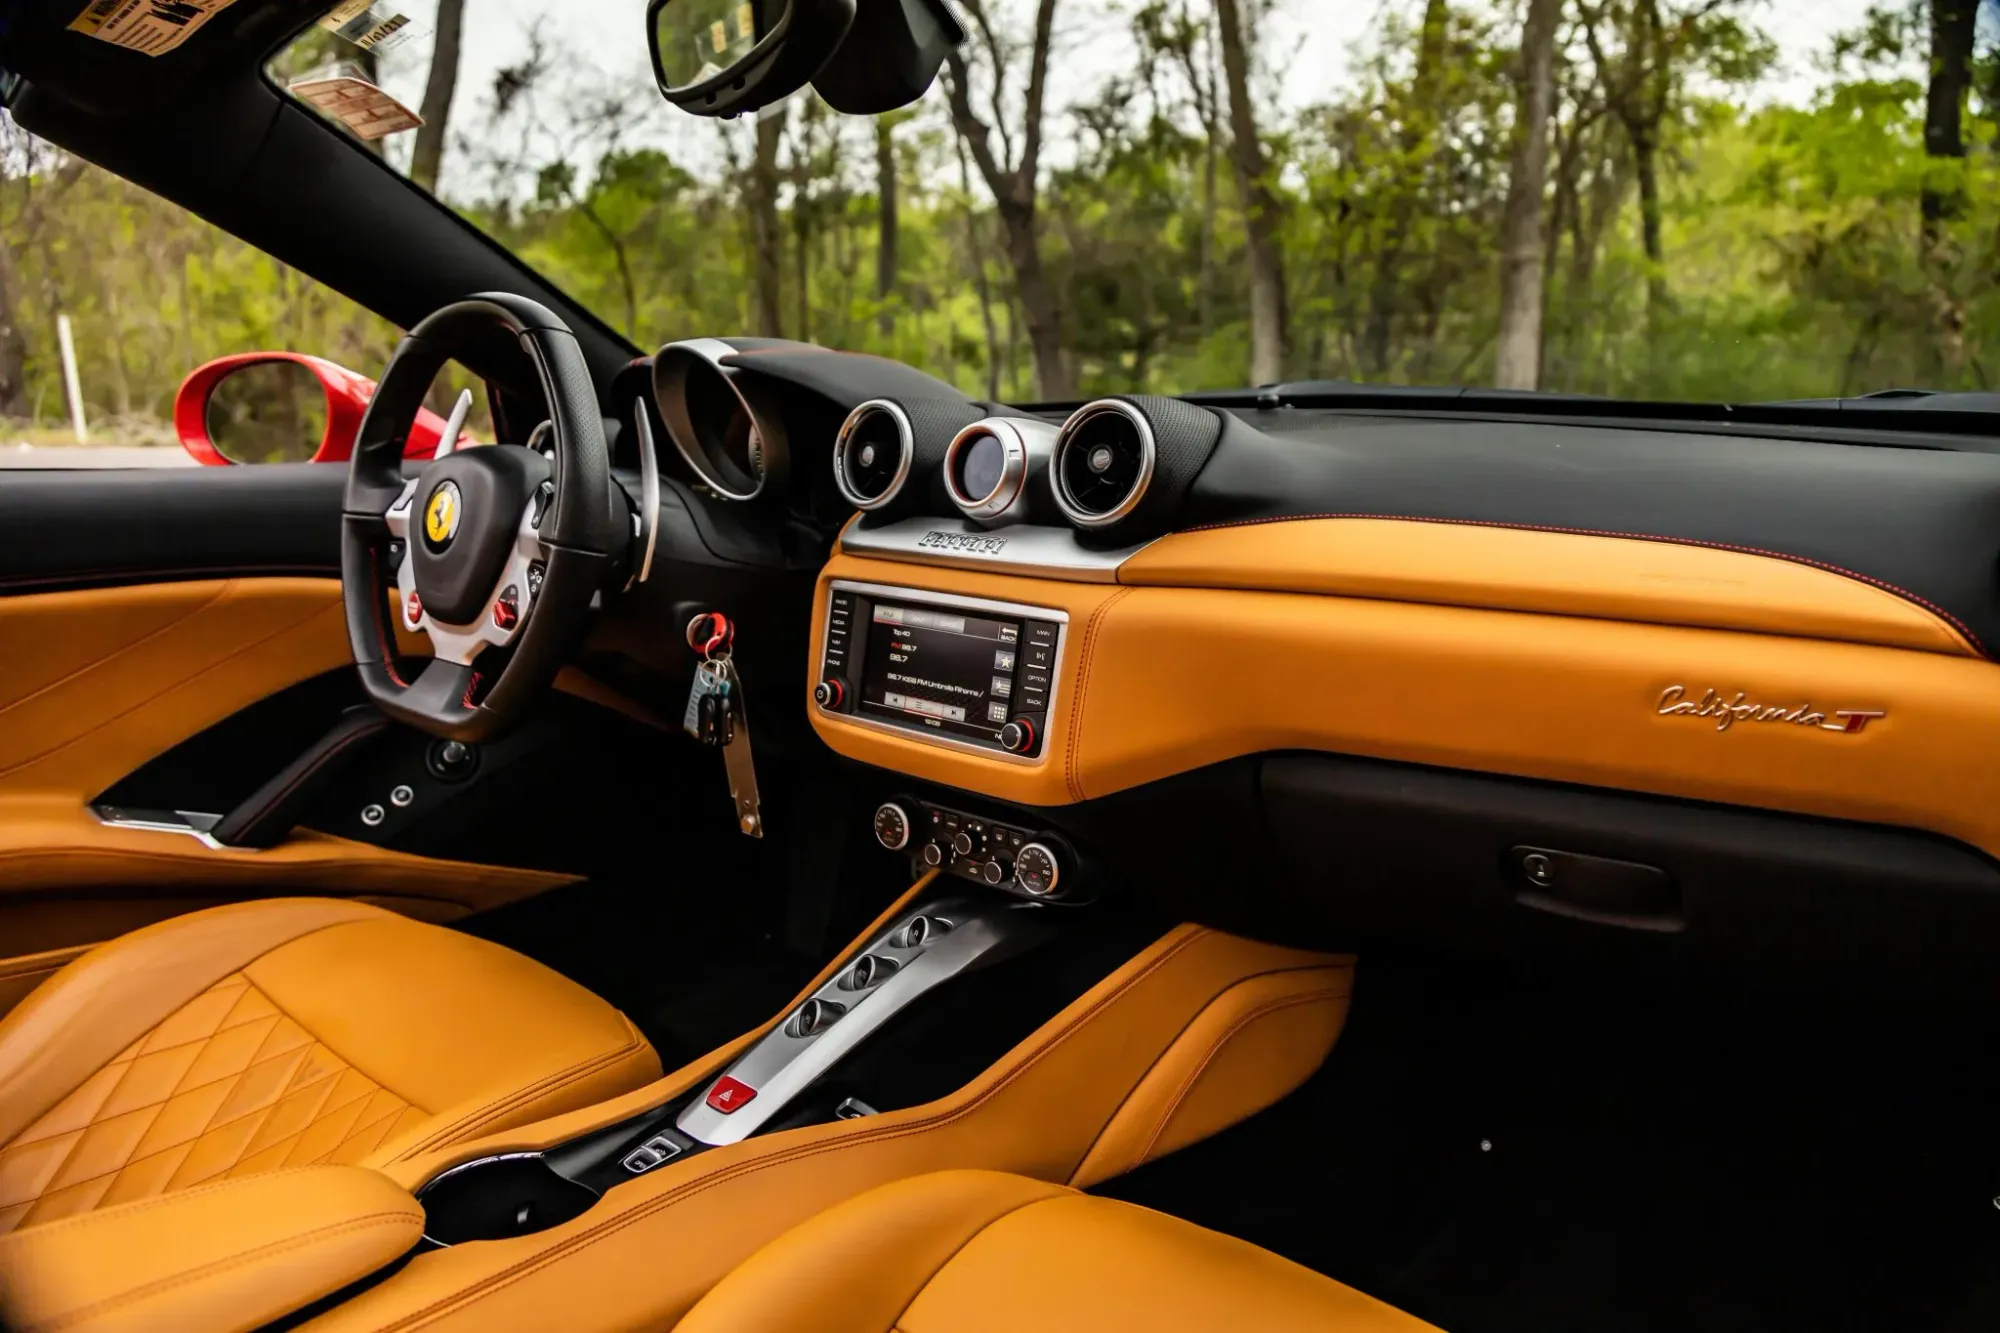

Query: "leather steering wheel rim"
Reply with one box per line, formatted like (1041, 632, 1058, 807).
(339, 293, 619, 742)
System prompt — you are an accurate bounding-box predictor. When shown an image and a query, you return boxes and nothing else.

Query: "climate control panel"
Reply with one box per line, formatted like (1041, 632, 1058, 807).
(874, 800, 1075, 901)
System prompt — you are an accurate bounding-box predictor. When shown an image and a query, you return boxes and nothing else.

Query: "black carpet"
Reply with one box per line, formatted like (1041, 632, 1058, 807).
(1096, 951, 2000, 1332)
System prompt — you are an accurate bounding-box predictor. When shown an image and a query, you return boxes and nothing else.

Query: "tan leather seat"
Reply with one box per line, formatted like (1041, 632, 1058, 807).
(0, 898, 659, 1233)
(675, 1169, 1440, 1332)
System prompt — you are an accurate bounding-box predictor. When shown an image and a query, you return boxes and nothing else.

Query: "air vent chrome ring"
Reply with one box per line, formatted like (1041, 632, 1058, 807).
(943, 418, 1032, 521)
(1051, 399, 1157, 529)
(833, 399, 914, 511)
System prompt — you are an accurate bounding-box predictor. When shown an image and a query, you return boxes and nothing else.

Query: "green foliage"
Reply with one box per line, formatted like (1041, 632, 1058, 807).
(4, 0, 1998, 440)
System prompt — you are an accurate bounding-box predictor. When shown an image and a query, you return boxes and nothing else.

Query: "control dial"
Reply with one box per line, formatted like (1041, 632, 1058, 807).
(951, 828, 985, 859)
(1015, 842, 1062, 898)
(814, 677, 846, 709)
(873, 802, 912, 851)
(786, 997, 846, 1038)
(979, 859, 1011, 886)
(999, 718, 1036, 754)
(920, 842, 946, 868)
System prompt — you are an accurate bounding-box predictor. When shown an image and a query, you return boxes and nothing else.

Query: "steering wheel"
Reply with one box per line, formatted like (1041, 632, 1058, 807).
(340, 294, 621, 742)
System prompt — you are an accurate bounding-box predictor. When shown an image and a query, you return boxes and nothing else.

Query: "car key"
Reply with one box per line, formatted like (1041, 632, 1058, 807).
(713, 657, 764, 838)
(683, 658, 733, 743)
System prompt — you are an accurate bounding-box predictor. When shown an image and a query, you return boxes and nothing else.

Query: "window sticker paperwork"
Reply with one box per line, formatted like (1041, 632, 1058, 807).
(68, 0, 238, 57)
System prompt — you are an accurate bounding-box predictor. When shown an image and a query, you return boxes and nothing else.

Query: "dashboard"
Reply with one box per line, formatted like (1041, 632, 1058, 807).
(608, 334, 2000, 1002)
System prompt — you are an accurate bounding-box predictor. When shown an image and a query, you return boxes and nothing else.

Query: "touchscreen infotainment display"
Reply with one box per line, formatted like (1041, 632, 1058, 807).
(859, 602, 1022, 745)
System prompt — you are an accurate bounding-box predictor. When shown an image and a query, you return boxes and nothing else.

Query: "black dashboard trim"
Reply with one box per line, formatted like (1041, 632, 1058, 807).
(1186, 412, 2000, 660)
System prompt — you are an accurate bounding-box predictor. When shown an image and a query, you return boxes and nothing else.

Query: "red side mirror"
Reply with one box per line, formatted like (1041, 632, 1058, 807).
(174, 352, 472, 466)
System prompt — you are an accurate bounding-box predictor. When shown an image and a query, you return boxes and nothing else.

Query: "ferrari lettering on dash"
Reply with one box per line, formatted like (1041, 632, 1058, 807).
(916, 530, 1008, 556)
(1657, 686, 1886, 735)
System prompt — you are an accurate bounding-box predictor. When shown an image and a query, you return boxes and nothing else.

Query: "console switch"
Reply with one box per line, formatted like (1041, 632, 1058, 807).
(705, 1076, 758, 1114)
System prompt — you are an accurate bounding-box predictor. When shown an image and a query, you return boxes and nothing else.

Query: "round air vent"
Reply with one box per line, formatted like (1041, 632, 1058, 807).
(1051, 400, 1156, 528)
(833, 399, 913, 510)
(943, 417, 1056, 522)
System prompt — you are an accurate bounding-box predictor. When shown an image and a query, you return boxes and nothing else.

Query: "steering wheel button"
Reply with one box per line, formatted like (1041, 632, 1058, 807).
(404, 590, 423, 623)
(491, 587, 521, 630)
(705, 1075, 758, 1114)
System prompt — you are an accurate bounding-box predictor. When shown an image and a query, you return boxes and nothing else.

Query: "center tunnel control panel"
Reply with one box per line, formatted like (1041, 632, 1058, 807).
(870, 798, 1085, 902)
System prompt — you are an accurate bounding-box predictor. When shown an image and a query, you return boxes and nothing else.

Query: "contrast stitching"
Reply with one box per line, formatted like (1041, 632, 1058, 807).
(1174, 512, 1990, 658)
(1065, 588, 1133, 802)
(371, 927, 1214, 1330)
(0, 593, 350, 783)
(17, 1212, 422, 1331)
(1136, 987, 1341, 1164)
(393, 1037, 652, 1161)
(0, 584, 233, 726)
(0, 1166, 343, 1237)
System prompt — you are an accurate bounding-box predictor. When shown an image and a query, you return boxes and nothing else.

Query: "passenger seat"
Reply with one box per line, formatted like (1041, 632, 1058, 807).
(674, 1169, 1438, 1331)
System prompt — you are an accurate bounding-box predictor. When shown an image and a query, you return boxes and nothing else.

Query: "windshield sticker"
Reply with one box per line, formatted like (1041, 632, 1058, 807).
(319, 0, 417, 54)
(68, 0, 238, 56)
(289, 74, 423, 140)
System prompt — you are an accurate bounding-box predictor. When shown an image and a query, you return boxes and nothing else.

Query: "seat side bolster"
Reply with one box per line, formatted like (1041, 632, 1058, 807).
(673, 1171, 1074, 1333)
(1069, 964, 1353, 1189)
(0, 898, 397, 1148)
(0, 1164, 422, 1333)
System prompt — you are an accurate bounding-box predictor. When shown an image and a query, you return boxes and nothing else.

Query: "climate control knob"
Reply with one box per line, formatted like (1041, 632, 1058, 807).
(979, 859, 1010, 886)
(920, 842, 946, 868)
(873, 802, 912, 851)
(951, 828, 985, 859)
(1016, 842, 1063, 898)
(813, 677, 846, 709)
(999, 718, 1036, 754)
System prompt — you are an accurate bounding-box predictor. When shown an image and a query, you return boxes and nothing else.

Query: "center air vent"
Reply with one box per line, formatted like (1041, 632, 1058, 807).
(1051, 400, 1156, 528)
(833, 400, 913, 511)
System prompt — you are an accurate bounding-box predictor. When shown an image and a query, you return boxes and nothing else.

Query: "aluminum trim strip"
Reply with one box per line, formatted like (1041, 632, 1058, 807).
(677, 898, 1032, 1146)
(837, 515, 1151, 584)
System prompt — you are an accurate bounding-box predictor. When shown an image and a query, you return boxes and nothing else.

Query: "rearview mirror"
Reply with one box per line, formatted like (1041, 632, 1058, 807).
(648, 0, 855, 118)
(647, 0, 962, 119)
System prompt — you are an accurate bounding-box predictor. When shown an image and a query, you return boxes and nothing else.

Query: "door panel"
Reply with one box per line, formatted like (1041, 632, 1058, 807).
(0, 468, 581, 1017)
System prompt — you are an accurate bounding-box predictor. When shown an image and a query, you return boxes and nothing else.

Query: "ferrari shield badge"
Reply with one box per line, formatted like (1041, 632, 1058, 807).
(424, 481, 462, 548)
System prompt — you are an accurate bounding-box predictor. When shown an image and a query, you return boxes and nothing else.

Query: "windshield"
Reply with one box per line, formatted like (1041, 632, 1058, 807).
(279, 0, 1986, 405)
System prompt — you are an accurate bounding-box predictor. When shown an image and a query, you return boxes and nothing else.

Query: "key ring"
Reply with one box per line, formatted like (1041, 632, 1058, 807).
(687, 611, 735, 659)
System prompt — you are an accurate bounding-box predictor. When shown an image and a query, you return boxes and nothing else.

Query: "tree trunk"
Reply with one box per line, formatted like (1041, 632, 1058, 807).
(941, 0, 1071, 399)
(1630, 125, 1666, 318)
(875, 118, 898, 341)
(955, 130, 1000, 399)
(1494, 0, 1563, 390)
(751, 109, 786, 337)
(794, 189, 812, 344)
(409, 0, 466, 192)
(1214, 0, 1287, 385)
(1364, 0, 1449, 377)
(1922, 0, 1978, 235)
(0, 238, 29, 419)
(1000, 202, 1073, 400)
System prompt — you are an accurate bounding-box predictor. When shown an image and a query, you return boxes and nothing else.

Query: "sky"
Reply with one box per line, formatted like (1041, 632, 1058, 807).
(345, 0, 1891, 198)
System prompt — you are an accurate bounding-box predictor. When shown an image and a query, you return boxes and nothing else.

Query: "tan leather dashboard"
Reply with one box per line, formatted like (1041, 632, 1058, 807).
(808, 518, 2000, 860)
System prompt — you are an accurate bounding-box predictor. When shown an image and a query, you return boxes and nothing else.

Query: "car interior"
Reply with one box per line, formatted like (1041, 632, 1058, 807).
(3, 3, 2000, 1332)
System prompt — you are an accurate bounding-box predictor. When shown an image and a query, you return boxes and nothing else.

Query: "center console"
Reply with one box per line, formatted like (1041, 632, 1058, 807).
(812, 580, 1066, 761)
